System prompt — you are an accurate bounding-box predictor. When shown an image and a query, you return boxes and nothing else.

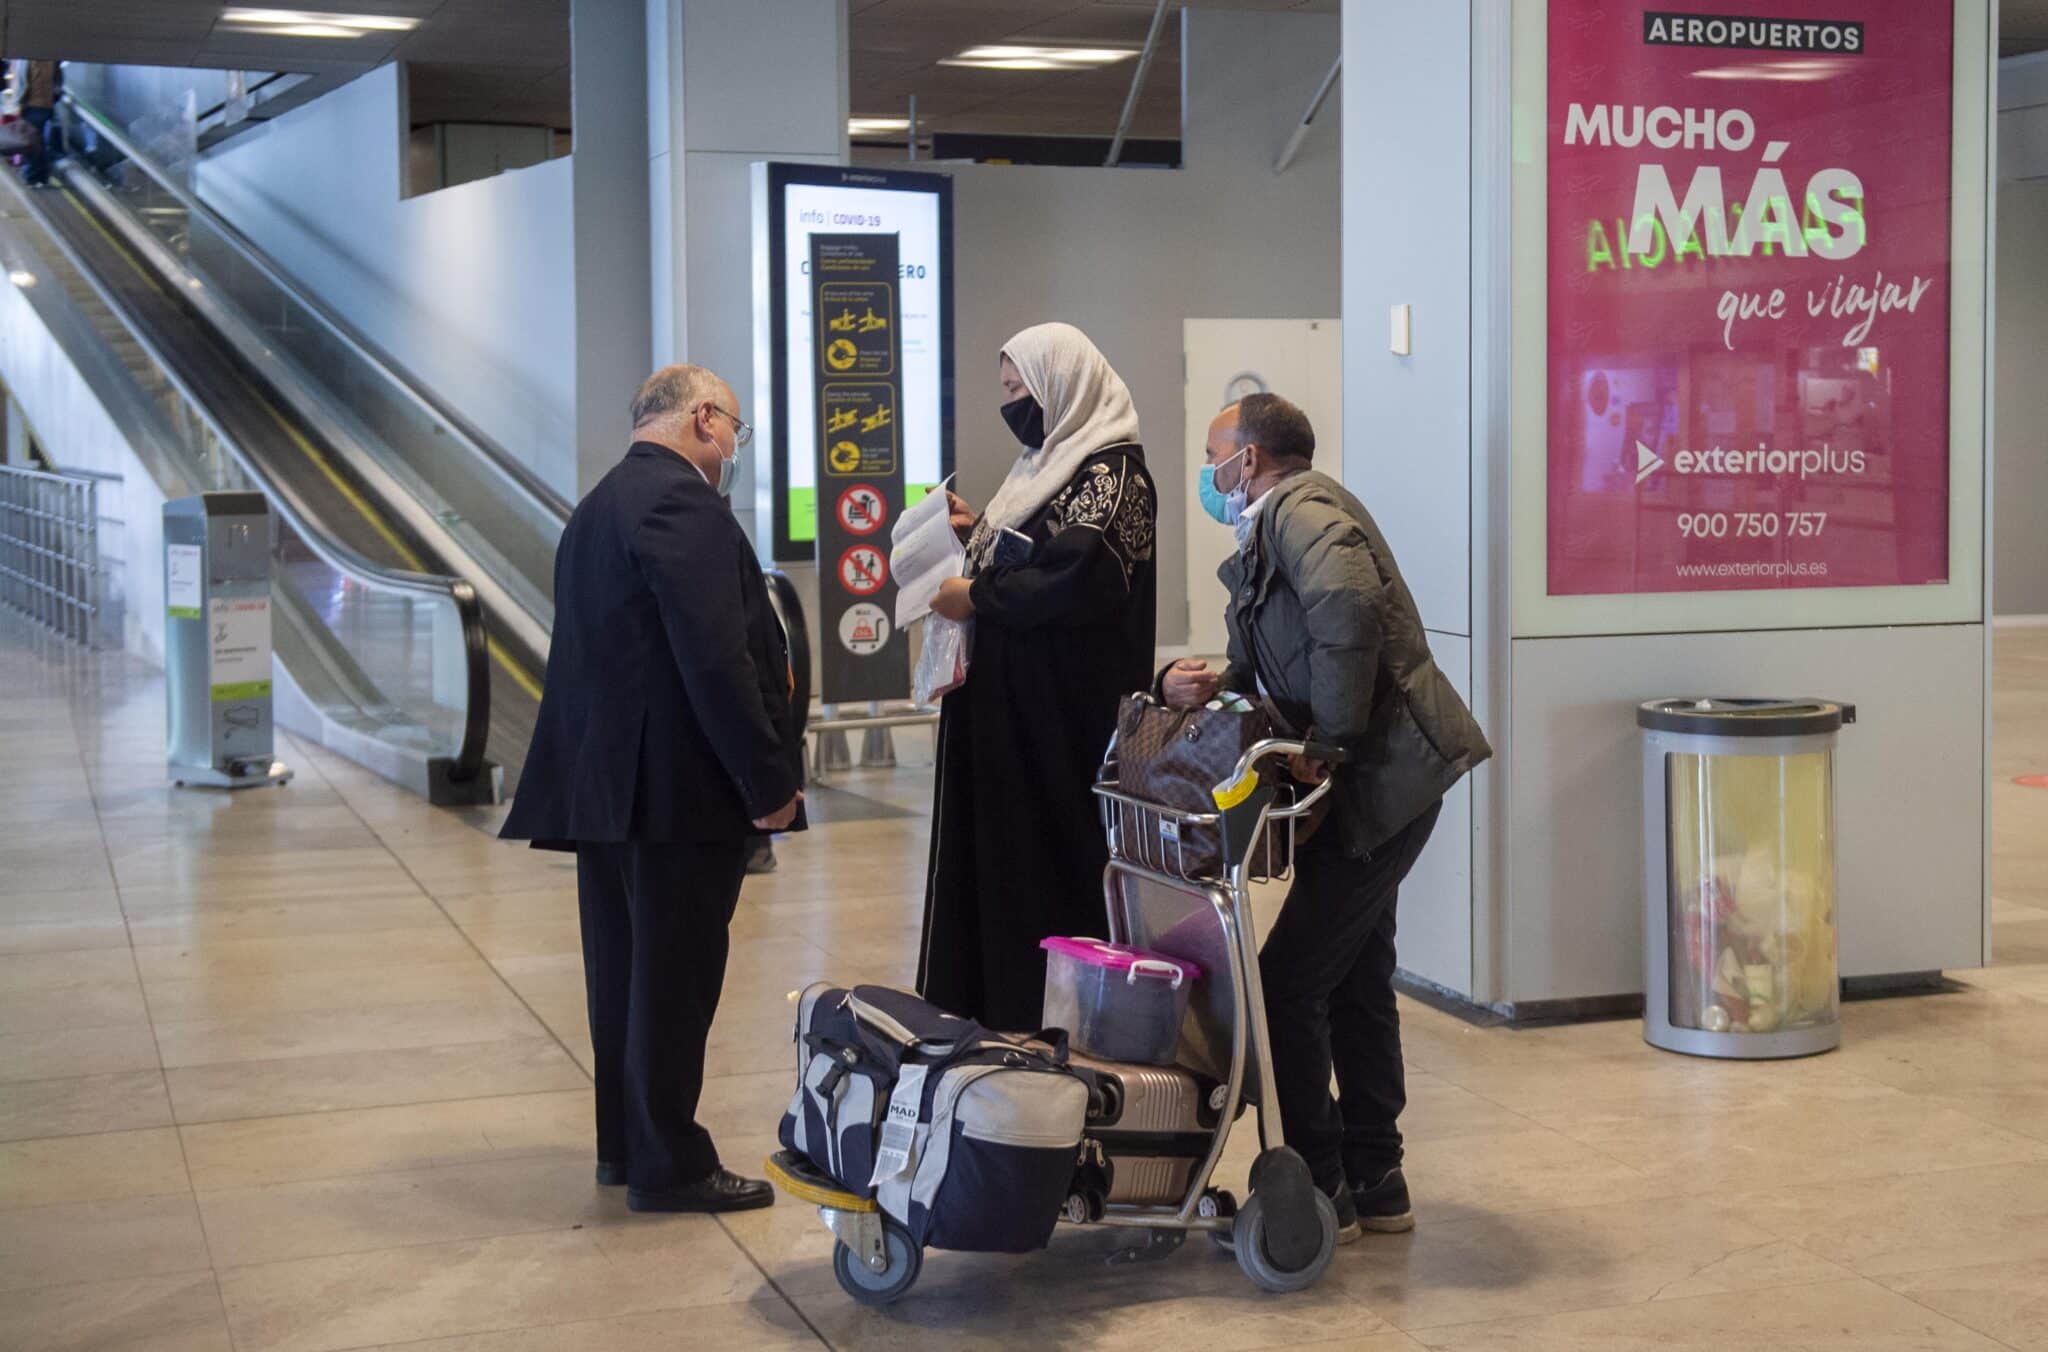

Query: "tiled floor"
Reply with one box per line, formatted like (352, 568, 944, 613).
(3, 615, 2047, 1352)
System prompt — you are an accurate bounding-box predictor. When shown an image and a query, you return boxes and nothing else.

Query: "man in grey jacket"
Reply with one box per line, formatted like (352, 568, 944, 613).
(1164, 392, 1490, 1240)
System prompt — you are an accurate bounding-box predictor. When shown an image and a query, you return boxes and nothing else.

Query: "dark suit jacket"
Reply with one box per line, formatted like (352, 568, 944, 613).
(501, 442, 803, 848)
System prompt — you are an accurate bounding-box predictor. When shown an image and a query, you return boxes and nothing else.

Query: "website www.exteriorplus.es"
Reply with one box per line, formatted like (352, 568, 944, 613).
(1674, 559, 1830, 580)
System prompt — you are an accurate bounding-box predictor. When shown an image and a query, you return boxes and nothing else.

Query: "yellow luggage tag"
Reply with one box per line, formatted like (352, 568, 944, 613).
(1212, 766, 1260, 811)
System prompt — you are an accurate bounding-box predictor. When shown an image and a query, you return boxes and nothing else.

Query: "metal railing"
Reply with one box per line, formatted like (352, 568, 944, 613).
(0, 463, 104, 645)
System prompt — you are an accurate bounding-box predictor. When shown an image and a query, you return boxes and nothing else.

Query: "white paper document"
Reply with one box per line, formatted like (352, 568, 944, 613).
(890, 475, 964, 630)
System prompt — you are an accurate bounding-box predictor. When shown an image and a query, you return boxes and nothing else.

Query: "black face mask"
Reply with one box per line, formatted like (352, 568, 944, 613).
(1000, 394, 1046, 450)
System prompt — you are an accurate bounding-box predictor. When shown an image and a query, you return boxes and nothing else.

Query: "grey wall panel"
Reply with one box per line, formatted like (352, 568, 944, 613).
(570, 0, 651, 494)
(1396, 631, 1476, 993)
(944, 9, 1342, 647)
(679, 0, 848, 157)
(1995, 178, 2048, 616)
(1338, 1, 1472, 638)
(1508, 624, 1986, 1004)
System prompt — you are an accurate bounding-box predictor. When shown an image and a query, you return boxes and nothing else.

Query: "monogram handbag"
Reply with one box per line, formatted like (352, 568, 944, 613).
(1113, 693, 1284, 879)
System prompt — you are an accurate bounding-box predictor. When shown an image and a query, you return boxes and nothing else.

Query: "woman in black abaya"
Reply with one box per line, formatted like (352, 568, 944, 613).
(917, 322, 1157, 1031)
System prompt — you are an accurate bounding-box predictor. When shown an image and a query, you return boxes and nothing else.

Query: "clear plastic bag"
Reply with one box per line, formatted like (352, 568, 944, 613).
(913, 615, 972, 706)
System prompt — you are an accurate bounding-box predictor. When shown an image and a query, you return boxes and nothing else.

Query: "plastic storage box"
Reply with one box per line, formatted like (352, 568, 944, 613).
(1040, 937, 1200, 1065)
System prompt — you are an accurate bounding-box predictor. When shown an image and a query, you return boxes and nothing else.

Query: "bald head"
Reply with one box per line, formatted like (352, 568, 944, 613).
(631, 364, 732, 435)
(629, 363, 744, 488)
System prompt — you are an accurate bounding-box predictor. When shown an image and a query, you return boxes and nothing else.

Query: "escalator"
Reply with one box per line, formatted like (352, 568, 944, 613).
(10, 91, 813, 804)
(23, 92, 568, 796)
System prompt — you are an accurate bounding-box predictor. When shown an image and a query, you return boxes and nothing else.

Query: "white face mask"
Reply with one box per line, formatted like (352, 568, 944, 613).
(714, 425, 741, 498)
(700, 411, 740, 497)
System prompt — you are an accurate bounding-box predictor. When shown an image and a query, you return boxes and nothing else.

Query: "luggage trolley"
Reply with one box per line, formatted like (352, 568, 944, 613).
(767, 733, 1348, 1304)
(1075, 733, 1349, 1293)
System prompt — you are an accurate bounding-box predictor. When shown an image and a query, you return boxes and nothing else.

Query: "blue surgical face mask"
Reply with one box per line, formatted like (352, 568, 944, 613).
(1198, 446, 1250, 525)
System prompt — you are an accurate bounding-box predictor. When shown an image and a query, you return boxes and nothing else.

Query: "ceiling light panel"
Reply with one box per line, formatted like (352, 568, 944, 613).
(232, 23, 366, 37)
(940, 43, 1137, 71)
(220, 8, 422, 33)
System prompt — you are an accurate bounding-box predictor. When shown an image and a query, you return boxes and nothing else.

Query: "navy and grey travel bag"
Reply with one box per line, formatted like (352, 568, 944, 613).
(779, 983, 1089, 1254)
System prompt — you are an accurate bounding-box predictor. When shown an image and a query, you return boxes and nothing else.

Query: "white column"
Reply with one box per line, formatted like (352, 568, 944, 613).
(646, 0, 848, 543)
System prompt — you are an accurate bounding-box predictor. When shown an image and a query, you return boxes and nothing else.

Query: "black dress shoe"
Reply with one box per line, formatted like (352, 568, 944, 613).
(627, 1167, 775, 1214)
(1349, 1167, 1416, 1233)
(596, 1161, 626, 1187)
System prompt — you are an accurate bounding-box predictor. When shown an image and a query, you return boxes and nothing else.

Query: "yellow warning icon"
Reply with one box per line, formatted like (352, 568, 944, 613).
(825, 338, 859, 372)
(828, 440, 862, 474)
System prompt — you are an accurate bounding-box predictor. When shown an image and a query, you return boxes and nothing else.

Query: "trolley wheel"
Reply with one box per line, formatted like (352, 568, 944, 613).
(1230, 1191, 1338, 1293)
(1202, 1187, 1240, 1252)
(832, 1218, 922, 1307)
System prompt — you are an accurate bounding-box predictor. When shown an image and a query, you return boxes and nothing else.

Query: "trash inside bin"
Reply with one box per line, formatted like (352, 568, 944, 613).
(1638, 698, 1853, 1060)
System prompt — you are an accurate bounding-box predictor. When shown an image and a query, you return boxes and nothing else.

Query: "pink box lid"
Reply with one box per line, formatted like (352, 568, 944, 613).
(1039, 936, 1201, 982)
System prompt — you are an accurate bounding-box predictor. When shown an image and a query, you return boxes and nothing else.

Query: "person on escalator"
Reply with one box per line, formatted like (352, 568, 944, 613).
(13, 60, 60, 187)
(501, 363, 803, 1215)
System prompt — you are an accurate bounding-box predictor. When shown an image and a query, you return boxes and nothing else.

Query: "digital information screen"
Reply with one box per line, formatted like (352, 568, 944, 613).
(754, 163, 954, 564)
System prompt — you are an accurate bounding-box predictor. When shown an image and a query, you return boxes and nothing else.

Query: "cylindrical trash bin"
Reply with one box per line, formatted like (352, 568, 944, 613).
(1638, 698, 1852, 1059)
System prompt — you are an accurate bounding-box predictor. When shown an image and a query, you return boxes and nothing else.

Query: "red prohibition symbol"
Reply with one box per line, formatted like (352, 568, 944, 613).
(839, 544, 888, 596)
(837, 485, 886, 536)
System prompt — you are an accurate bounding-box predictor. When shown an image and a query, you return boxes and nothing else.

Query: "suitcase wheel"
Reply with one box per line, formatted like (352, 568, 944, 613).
(1201, 1187, 1240, 1251)
(832, 1216, 922, 1307)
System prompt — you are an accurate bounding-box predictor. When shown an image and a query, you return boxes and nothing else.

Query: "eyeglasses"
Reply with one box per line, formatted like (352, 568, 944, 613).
(707, 404, 754, 448)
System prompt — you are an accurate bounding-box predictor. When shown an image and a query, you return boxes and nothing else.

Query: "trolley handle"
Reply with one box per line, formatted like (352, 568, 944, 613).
(1227, 738, 1352, 822)
(1224, 737, 1350, 787)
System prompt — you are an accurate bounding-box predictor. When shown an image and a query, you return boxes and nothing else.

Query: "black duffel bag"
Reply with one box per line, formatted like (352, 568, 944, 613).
(780, 983, 1088, 1253)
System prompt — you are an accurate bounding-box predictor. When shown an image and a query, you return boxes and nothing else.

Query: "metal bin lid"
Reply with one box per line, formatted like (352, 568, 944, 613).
(1636, 697, 1852, 737)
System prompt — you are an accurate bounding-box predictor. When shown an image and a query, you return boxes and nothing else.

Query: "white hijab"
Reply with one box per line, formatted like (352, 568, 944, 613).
(969, 322, 1140, 567)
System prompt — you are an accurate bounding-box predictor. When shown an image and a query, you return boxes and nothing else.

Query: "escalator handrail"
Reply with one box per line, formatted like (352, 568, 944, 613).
(60, 90, 573, 526)
(3, 163, 493, 783)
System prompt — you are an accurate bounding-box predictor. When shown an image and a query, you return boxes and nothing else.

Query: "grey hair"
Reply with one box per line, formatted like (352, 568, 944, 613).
(630, 363, 725, 430)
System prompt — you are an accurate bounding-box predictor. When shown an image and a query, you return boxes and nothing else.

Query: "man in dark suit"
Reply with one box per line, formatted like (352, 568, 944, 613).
(502, 363, 803, 1214)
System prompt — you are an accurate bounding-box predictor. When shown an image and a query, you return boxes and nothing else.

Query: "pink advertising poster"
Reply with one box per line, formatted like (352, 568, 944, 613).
(1547, 2, 1954, 596)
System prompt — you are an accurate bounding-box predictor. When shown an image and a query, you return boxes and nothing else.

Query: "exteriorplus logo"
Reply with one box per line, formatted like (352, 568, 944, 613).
(1643, 12, 1865, 53)
(1654, 443, 1868, 481)
(1634, 441, 1666, 484)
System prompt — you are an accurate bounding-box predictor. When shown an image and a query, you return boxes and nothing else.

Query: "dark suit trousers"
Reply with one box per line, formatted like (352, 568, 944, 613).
(1259, 799, 1441, 1196)
(576, 839, 747, 1191)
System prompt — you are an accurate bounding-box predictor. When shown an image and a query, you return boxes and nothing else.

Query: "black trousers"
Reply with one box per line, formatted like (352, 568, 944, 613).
(21, 107, 52, 185)
(1259, 799, 1441, 1196)
(576, 839, 748, 1191)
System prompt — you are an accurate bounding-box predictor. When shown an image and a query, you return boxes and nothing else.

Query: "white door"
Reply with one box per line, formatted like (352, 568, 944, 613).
(1180, 318, 1342, 658)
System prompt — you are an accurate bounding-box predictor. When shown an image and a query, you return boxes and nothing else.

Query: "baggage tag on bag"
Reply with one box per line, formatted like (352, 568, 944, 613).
(869, 1063, 927, 1186)
(1212, 767, 1259, 810)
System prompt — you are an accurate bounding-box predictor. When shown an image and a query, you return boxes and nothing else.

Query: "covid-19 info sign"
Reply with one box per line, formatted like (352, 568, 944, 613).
(1546, 1, 1954, 596)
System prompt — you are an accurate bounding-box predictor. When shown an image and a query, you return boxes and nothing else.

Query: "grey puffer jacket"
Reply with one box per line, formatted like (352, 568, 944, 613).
(1216, 471, 1490, 857)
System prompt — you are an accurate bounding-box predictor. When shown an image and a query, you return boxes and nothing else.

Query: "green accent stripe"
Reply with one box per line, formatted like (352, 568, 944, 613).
(167, 606, 201, 620)
(211, 681, 272, 702)
(790, 487, 816, 544)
